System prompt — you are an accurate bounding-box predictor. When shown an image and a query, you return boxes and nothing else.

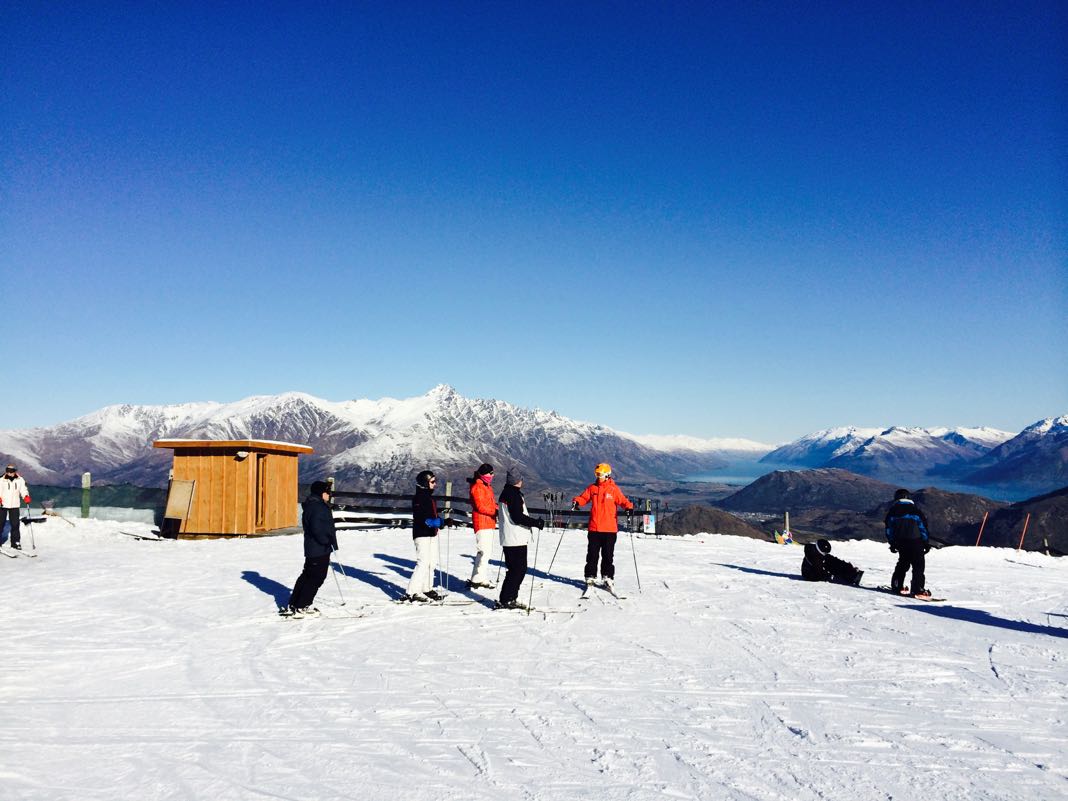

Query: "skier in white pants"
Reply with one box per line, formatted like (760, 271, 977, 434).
(404, 470, 445, 602)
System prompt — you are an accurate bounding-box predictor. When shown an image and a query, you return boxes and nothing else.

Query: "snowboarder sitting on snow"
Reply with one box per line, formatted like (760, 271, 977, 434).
(466, 463, 498, 589)
(572, 462, 634, 593)
(0, 464, 31, 550)
(285, 480, 338, 617)
(496, 469, 544, 610)
(801, 539, 863, 586)
(884, 488, 932, 600)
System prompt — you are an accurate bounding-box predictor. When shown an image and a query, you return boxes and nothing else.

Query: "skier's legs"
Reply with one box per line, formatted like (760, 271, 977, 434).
(471, 528, 495, 583)
(425, 536, 440, 593)
(499, 545, 527, 604)
(7, 509, 20, 548)
(890, 549, 912, 591)
(407, 537, 434, 596)
(289, 555, 330, 608)
(902, 540, 926, 594)
(601, 533, 618, 580)
(584, 532, 600, 579)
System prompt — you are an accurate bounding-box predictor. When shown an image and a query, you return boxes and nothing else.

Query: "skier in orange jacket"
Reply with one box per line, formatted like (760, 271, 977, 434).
(466, 463, 498, 589)
(572, 463, 634, 591)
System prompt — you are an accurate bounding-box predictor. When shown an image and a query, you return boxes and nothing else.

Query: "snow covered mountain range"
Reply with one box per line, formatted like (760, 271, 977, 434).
(0, 385, 768, 489)
(0, 386, 1062, 494)
(761, 418, 1068, 493)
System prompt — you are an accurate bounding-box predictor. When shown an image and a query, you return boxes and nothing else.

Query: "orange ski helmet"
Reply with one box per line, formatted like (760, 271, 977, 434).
(594, 462, 612, 479)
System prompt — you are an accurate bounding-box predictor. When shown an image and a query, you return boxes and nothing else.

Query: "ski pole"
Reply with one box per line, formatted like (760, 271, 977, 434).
(527, 524, 541, 616)
(329, 545, 346, 605)
(630, 531, 641, 593)
(543, 495, 565, 574)
(25, 500, 37, 551)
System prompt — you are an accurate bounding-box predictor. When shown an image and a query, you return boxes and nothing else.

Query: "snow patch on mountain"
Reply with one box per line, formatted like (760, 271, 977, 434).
(622, 432, 773, 455)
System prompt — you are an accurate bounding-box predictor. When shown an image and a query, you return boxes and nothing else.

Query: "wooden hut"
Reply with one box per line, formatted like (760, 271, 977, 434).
(153, 439, 314, 538)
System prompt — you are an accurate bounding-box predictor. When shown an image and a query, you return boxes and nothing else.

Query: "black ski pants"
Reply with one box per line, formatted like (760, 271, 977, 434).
(499, 545, 528, 605)
(2, 508, 19, 547)
(289, 555, 330, 609)
(891, 539, 926, 595)
(585, 531, 617, 580)
(825, 554, 861, 584)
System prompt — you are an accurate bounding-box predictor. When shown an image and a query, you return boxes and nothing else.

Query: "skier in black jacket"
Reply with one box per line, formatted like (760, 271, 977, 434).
(884, 489, 932, 599)
(286, 481, 338, 616)
(801, 539, 863, 585)
(404, 470, 446, 602)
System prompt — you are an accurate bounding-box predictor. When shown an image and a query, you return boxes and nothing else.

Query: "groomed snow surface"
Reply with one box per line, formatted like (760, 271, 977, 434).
(3, 519, 1066, 801)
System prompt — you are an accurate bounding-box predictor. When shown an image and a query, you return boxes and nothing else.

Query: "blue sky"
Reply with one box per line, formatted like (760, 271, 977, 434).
(3, 2, 1065, 443)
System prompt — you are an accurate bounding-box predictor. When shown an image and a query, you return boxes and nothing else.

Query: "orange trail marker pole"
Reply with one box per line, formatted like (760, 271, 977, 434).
(1015, 513, 1031, 554)
(975, 511, 989, 547)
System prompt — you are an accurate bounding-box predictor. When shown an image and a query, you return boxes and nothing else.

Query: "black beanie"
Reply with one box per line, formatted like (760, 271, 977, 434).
(894, 488, 911, 501)
(310, 480, 331, 497)
(476, 463, 494, 476)
(816, 539, 832, 554)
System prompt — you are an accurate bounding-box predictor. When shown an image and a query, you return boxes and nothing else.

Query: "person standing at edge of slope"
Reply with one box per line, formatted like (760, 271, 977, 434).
(496, 469, 544, 610)
(405, 470, 446, 603)
(285, 480, 338, 618)
(571, 462, 634, 592)
(884, 488, 932, 600)
(466, 463, 498, 589)
(0, 464, 31, 550)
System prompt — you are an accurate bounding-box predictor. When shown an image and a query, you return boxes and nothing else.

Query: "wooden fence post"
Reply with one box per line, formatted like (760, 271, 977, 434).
(81, 472, 91, 518)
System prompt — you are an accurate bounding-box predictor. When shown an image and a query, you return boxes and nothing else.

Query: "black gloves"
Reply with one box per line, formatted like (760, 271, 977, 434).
(923, 543, 931, 554)
(889, 545, 897, 553)
(571, 501, 579, 511)
(534, 518, 546, 529)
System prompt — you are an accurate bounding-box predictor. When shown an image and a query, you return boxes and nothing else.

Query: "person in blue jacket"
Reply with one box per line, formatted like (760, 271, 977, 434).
(286, 481, 338, 616)
(884, 489, 932, 599)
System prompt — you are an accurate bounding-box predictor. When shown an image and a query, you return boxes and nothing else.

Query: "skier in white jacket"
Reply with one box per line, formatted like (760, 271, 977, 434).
(0, 464, 31, 550)
(496, 469, 544, 610)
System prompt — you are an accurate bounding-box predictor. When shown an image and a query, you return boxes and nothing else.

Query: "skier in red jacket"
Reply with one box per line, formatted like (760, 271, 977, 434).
(572, 463, 634, 592)
(466, 463, 498, 589)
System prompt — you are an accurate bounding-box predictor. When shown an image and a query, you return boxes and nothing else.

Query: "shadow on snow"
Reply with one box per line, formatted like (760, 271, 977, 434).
(240, 571, 291, 607)
(904, 604, 1068, 639)
(714, 563, 805, 582)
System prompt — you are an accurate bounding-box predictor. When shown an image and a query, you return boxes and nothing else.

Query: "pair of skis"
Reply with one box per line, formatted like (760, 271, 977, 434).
(580, 581, 627, 602)
(1, 546, 37, 558)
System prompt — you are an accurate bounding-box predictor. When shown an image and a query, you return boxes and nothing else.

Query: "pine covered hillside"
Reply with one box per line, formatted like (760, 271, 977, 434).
(657, 506, 768, 539)
(0, 386, 766, 490)
(704, 468, 1068, 554)
(718, 469, 897, 513)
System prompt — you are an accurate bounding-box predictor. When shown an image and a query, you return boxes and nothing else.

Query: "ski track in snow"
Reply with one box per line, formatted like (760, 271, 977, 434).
(2, 521, 1067, 801)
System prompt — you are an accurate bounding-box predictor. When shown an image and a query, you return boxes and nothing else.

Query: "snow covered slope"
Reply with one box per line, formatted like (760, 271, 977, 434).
(2, 519, 1065, 801)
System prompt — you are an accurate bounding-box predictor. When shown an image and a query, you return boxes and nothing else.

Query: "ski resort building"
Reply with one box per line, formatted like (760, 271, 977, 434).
(153, 439, 314, 538)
